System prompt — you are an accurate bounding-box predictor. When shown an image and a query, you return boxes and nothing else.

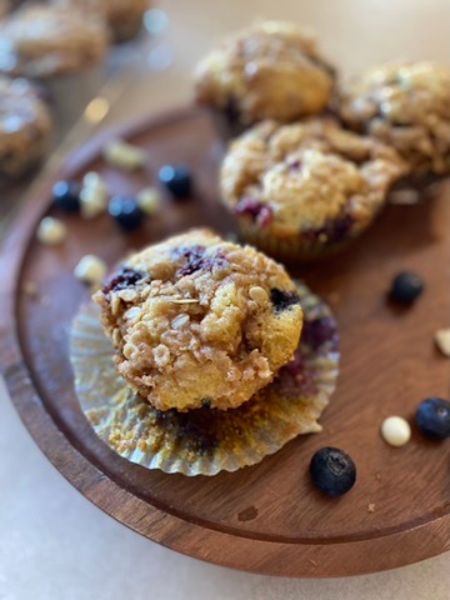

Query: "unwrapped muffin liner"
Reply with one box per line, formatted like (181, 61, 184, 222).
(70, 281, 340, 476)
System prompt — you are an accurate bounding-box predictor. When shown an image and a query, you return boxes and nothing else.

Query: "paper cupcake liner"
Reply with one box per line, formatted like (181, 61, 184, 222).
(236, 220, 356, 262)
(70, 281, 340, 476)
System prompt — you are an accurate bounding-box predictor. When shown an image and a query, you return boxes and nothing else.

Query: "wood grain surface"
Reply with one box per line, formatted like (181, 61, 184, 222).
(1, 107, 450, 577)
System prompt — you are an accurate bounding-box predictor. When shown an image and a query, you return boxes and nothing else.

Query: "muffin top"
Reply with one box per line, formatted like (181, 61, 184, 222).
(221, 118, 407, 239)
(0, 76, 52, 175)
(0, 0, 10, 18)
(0, 4, 109, 78)
(94, 229, 303, 412)
(337, 62, 450, 174)
(195, 20, 334, 124)
(53, 0, 149, 42)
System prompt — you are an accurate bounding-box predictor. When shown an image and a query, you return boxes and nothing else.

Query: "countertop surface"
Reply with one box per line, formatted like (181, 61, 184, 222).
(2, 0, 450, 597)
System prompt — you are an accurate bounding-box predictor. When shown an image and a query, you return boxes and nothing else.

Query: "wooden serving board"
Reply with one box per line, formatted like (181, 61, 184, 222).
(1, 106, 450, 578)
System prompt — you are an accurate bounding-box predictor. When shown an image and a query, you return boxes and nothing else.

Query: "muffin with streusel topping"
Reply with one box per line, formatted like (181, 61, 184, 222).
(337, 62, 450, 176)
(94, 229, 303, 413)
(0, 76, 52, 178)
(220, 117, 408, 260)
(194, 20, 334, 133)
(53, 0, 150, 43)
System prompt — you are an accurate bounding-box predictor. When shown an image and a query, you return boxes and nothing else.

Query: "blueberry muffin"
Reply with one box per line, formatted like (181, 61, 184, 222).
(0, 76, 52, 177)
(337, 62, 450, 176)
(0, 4, 109, 78)
(194, 20, 334, 128)
(94, 229, 303, 413)
(0, 0, 10, 18)
(220, 118, 408, 260)
(53, 0, 150, 43)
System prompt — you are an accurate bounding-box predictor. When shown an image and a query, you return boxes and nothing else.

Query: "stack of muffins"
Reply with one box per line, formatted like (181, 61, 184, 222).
(0, 0, 151, 180)
(195, 20, 450, 260)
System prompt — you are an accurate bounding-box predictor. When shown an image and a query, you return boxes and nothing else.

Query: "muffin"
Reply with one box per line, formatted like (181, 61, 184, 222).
(220, 118, 408, 260)
(194, 20, 334, 130)
(73, 278, 340, 475)
(0, 0, 10, 18)
(93, 229, 304, 412)
(0, 76, 52, 178)
(53, 0, 150, 43)
(0, 4, 109, 127)
(337, 62, 450, 176)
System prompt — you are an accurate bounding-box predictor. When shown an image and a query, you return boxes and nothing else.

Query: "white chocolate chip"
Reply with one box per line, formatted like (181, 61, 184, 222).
(381, 416, 411, 447)
(103, 139, 146, 171)
(74, 255, 107, 286)
(80, 171, 108, 219)
(37, 217, 67, 245)
(434, 328, 450, 357)
(137, 187, 161, 215)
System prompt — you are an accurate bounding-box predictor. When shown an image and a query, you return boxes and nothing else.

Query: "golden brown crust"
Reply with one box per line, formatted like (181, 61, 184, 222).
(337, 62, 450, 175)
(194, 20, 334, 124)
(220, 118, 408, 245)
(0, 5, 109, 78)
(94, 229, 303, 412)
(0, 76, 52, 177)
(53, 0, 149, 42)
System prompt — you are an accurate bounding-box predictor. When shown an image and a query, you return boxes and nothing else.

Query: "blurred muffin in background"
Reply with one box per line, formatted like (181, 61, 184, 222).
(0, 4, 108, 78)
(337, 62, 450, 176)
(0, 76, 52, 178)
(54, 0, 150, 43)
(220, 118, 407, 261)
(195, 20, 335, 131)
(0, 4, 109, 127)
(0, 0, 10, 18)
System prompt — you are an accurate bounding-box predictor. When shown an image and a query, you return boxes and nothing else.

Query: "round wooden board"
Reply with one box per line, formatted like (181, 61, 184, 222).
(1, 106, 450, 578)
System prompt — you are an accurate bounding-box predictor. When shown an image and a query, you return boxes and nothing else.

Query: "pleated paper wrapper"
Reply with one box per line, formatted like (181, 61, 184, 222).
(70, 281, 340, 476)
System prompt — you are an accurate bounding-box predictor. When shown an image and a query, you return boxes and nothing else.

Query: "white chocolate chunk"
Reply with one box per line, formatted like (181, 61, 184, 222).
(137, 187, 161, 215)
(103, 139, 146, 171)
(381, 416, 411, 447)
(434, 328, 450, 357)
(74, 255, 107, 286)
(80, 171, 108, 218)
(37, 217, 67, 245)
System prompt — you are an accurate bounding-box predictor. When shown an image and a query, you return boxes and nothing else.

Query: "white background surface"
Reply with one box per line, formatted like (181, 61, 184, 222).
(1, 379, 449, 600)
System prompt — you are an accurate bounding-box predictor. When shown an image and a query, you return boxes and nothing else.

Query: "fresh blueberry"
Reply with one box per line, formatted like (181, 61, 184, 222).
(389, 272, 424, 304)
(108, 196, 143, 232)
(416, 398, 450, 439)
(159, 165, 192, 199)
(310, 447, 356, 497)
(52, 180, 80, 213)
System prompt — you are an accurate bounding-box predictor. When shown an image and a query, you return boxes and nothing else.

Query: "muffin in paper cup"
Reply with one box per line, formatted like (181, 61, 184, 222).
(220, 118, 408, 262)
(194, 20, 335, 134)
(70, 281, 340, 476)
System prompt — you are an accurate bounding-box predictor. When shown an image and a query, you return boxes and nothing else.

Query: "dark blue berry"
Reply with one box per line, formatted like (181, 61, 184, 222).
(108, 196, 143, 232)
(52, 180, 80, 213)
(390, 272, 424, 304)
(416, 398, 450, 439)
(159, 165, 192, 199)
(310, 447, 356, 497)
